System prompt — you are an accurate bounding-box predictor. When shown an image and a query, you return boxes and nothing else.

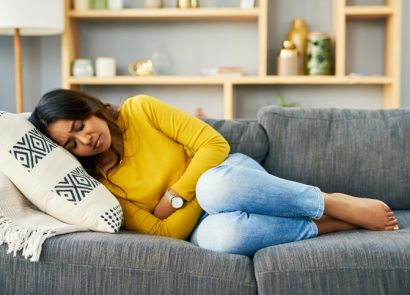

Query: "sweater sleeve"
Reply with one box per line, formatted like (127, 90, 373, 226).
(117, 197, 203, 239)
(128, 95, 230, 202)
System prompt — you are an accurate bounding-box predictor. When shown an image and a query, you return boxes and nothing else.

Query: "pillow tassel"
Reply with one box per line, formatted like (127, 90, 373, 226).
(0, 215, 56, 262)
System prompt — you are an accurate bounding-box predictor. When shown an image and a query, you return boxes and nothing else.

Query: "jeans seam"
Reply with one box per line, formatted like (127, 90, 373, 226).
(309, 219, 318, 237)
(270, 213, 312, 218)
(313, 187, 324, 220)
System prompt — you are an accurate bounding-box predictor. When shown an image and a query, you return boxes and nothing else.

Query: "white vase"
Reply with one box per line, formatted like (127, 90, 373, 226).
(74, 0, 89, 11)
(95, 57, 116, 77)
(108, 0, 123, 10)
(144, 0, 163, 8)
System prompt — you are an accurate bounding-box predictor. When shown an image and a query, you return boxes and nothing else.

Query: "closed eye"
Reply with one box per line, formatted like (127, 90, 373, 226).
(77, 120, 85, 131)
(66, 120, 85, 150)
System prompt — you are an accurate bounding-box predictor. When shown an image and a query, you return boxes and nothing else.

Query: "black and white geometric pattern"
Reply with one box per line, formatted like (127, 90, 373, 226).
(100, 205, 123, 232)
(53, 166, 99, 205)
(9, 128, 58, 171)
(0, 111, 5, 117)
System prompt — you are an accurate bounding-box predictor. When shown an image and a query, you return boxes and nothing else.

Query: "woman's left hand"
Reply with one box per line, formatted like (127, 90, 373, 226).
(153, 193, 178, 220)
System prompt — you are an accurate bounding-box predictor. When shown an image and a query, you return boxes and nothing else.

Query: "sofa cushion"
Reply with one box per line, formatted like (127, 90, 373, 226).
(258, 107, 410, 210)
(253, 210, 410, 295)
(0, 232, 257, 295)
(0, 111, 123, 233)
(204, 118, 268, 163)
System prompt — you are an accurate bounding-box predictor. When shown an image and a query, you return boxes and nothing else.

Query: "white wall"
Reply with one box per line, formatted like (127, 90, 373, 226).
(0, 0, 409, 118)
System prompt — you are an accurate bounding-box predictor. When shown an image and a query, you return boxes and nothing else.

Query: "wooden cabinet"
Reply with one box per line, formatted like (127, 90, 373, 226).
(62, 0, 402, 118)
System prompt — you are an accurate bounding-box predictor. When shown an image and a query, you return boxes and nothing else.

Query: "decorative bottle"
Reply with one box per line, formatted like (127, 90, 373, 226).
(286, 18, 309, 74)
(144, 0, 163, 8)
(190, 0, 199, 8)
(277, 40, 299, 76)
(177, 0, 190, 8)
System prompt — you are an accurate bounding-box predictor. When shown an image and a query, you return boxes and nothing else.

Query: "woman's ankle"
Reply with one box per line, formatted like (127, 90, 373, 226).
(314, 215, 357, 235)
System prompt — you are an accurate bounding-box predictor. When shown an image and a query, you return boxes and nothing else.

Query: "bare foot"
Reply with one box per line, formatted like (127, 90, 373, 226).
(323, 193, 399, 231)
(313, 215, 358, 235)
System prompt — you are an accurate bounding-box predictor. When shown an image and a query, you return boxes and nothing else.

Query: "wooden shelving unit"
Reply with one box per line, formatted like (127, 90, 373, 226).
(62, 0, 402, 119)
(69, 75, 393, 85)
(68, 8, 260, 20)
(333, 0, 401, 109)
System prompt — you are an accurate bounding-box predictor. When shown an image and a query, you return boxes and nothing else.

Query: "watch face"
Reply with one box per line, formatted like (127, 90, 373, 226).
(171, 197, 184, 209)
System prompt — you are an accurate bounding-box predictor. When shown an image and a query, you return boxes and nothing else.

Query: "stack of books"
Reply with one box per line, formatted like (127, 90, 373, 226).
(200, 66, 243, 77)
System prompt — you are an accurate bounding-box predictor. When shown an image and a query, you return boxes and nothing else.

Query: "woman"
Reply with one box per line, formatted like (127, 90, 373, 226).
(29, 89, 399, 256)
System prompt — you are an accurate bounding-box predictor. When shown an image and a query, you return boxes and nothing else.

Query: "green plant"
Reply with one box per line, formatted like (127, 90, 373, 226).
(276, 93, 299, 107)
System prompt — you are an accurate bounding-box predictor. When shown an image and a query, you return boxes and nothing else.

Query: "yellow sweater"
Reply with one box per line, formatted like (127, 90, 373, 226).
(98, 95, 230, 239)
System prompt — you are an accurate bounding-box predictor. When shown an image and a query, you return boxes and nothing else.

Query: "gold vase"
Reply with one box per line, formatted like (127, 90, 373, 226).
(286, 18, 309, 74)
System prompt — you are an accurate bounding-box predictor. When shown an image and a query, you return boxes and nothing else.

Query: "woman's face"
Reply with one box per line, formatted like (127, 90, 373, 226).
(47, 115, 111, 157)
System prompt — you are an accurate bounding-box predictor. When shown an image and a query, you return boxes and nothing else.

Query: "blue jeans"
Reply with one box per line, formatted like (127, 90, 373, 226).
(190, 153, 324, 256)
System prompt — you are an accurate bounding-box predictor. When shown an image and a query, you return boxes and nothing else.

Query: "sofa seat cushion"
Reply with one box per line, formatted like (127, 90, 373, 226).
(0, 232, 257, 295)
(253, 210, 410, 295)
(258, 107, 410, 210)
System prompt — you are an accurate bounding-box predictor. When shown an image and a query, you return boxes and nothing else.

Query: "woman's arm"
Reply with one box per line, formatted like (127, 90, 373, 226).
(118, 197, 202, 240)
(132, 95, 230, 202)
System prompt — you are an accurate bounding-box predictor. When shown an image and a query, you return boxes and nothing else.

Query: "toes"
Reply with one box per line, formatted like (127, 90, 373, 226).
(387, 219, 398, 226)
(388, 215, 396, 221)
(386, 212, 395, 217)
(385, 225, 399, 231)
(381, 202, 391, 212)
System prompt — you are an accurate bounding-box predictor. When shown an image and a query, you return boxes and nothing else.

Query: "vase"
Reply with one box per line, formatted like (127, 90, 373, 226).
(277, 40, 299, 76)
(144, 0, 163, 8)
(306, 32, 332, 75)
(286, 18, 309, 74)
(108, 0, 123, 9)
(91, 0, 107, 9)
(74, 0, 89, 11)
(177, 0, 190, 8)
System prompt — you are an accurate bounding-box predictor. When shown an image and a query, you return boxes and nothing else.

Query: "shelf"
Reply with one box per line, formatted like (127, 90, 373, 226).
(68, 8, 260, 21)
(68, 75, 393, 85)
(233, 76, 393, 85)
(69, 76, 226, 85)
(63, 0, 402, 117)
(345, 6, 394, 19)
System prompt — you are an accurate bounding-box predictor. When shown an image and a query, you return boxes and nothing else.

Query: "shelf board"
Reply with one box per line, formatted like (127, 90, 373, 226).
(345, 6, 394, 19)
(68, 8, 260, 21)
(68, 75, 393, 85)
(233, 76, 393, 85)
(69, 76, 226, 85)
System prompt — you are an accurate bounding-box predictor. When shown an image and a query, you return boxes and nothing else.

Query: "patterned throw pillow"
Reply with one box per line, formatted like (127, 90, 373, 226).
(0, 111, 123, 233)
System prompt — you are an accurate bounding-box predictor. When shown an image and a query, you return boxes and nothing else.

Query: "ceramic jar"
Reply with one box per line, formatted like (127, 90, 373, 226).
(72, 59, 94, 77)
(144, 0, 163, 8)
(95, 57, 116, 77)
(277, 40, 299, 76)
(108, 0, 123, 9)
(74, 0, 89, 11)
(306, 32, 332, 75)
(91, 0, 107, 9)
(177, 0, 190, 8)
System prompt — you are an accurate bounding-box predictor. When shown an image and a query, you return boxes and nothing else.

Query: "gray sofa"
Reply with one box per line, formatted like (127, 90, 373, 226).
(1, 106, 410, 294)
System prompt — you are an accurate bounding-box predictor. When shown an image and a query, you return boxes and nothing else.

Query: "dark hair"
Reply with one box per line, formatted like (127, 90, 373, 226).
(29, 88, 124, 180)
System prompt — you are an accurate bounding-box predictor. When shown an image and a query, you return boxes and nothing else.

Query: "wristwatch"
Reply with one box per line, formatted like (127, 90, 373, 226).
(165, 189, 184, 209)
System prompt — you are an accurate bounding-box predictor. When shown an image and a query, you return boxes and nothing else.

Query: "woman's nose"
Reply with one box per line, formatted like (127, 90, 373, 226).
(77, 133, 92, 145)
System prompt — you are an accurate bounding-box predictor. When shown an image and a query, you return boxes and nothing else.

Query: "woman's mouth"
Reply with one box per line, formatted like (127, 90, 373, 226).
(94, 135, 102, 149)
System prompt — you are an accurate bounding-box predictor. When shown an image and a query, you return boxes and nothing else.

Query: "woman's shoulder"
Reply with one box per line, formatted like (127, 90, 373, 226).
(120, 94, 167, 120)
(121, 94, 158, 111)
(117, 95, 160, 129)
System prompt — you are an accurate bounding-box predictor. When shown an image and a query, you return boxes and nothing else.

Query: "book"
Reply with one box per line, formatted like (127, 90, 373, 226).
(200, 66, 243, 77)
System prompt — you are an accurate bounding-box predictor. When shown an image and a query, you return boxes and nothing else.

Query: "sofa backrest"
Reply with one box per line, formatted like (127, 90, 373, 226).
(257, 106, 410, 210)
(204, 118, 268, 164)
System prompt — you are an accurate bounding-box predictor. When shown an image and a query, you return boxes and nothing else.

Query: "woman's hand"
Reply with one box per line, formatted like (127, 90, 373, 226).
(153, 192, 178, 220)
